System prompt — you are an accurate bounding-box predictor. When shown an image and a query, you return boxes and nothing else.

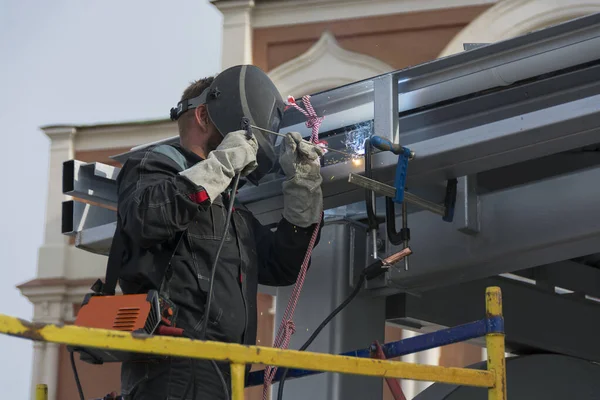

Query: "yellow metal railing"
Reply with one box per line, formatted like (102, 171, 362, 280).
(36, 384, 48, 400)
(0, 287, 506, 400)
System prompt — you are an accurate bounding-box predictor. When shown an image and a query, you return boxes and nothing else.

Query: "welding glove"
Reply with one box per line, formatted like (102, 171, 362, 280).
(279, 131, 324, 227)
(179, 130, 258, 201)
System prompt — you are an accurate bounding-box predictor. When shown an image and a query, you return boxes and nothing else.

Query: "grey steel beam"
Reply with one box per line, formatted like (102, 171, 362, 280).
(74, 222, 116, 256)
(385, 275, 600, 363)
(63, 75, 600, 243)
(63, 76, 600, 245)
(280, 12, 600, 134)
(415, 354, 600, 400)
(61, 200, 116, 236)
(463, 43, 489, 51)
(63, 160, 119, 207)
(240, 85, 600, 224)
(380, 163, 600, 292)
(99, 15, 600, 226)
(373, 73, 399, 145)
(63, 15, 600, 247)
(514, 261, 600, 299)
(111, 13, 600, 180)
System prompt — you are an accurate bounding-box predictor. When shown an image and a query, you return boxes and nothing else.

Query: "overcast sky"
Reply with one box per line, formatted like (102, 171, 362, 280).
(0, 0, 222, 396)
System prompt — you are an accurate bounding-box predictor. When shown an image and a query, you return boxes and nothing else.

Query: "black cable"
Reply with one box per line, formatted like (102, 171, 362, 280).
(69, 351, 85, 400)
(211, 360, 230, 399)
(276, 271, 368, 400)
(193, 172, 241, 400)
(364, 139, 378, 231)
(200, 172, 241, 340)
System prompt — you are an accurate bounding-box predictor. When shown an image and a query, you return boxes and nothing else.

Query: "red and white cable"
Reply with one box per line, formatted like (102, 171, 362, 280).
(262, 95, 324, 399)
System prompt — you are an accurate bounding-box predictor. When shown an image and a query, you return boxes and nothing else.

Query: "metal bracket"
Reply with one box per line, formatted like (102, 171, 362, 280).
(455, 175, 480, 235)
(373, 74, 400, 146)
(463, 43, 490, 51)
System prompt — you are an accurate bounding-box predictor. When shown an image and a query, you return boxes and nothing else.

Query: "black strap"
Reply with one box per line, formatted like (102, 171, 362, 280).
(92, 219, 125, 295)
(93, 218, 186, 296)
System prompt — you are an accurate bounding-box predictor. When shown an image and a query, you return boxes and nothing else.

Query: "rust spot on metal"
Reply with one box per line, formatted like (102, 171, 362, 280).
(13, 319, 45, 341)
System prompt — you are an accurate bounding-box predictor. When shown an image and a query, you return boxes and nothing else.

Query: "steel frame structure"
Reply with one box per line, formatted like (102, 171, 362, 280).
(65, 11, 600, 235)
(63, 11, 600, 287)
(54, 12, 600, 394)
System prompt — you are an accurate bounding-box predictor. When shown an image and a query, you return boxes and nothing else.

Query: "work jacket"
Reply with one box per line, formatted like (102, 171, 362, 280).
(109, 142, 322, 347)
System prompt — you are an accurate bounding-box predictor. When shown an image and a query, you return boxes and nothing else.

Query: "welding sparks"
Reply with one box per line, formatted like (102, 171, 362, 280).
(342, 121, 373, 157)
(340, 121, 372, 167)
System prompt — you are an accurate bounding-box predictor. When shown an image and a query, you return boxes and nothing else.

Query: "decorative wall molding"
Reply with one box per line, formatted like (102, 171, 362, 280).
(439, 0, 600, 57)
(212, 0, 254, 68)
(246, 0, 497, 28)
(41, 120, 176, 153)
(268, 31, 394, 98)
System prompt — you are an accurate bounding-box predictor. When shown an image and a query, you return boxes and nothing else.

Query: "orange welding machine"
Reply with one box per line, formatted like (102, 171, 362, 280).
(69, 230, 186, 364)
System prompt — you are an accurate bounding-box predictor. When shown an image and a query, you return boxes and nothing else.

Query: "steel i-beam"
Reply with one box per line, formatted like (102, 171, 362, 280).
(379, 164, 600, 292)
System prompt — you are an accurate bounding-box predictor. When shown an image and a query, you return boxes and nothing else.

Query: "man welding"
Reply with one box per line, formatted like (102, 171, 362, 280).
(111, 66, 324, 399)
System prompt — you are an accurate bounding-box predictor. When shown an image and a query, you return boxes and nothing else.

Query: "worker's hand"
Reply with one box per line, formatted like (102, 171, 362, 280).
(279, 131, 324, 178)
(179, 130, 258, 201)
(213, 130, 259, 177)
(279, 132, 323, 227)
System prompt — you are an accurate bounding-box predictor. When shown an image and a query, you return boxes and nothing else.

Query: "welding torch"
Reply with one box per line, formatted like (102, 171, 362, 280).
(249, 125, 355, 158)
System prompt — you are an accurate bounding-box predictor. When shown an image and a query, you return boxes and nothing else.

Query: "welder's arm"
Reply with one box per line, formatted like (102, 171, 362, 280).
(254, 215, 324, 286)
(255, 131, 325, 286)
(117, 151, 212, 248)
(118, 131, 258, 248)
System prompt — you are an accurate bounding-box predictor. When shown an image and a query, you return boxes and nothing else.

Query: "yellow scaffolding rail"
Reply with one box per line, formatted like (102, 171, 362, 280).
(0, 286, 506, 399)
(36, 384, 48, 400)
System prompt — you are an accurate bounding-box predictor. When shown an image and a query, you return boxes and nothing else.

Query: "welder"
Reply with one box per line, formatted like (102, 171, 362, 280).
(110, 66, 324, 399)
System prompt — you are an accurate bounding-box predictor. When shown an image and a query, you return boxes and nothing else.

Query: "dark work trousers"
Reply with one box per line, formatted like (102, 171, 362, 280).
(121, 357, 231, 400)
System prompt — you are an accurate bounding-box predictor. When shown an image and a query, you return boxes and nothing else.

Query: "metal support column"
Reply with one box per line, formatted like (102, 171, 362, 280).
(272, 219, 386, 400)
(373, 73, 400, 147)
(369, 73, 400, 261)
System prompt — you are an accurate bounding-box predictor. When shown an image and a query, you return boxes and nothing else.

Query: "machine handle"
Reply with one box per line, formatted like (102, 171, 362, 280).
(370, 135, 404, 155)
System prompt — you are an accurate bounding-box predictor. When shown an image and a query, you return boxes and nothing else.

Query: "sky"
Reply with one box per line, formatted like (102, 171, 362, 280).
(0, 0, 222, 396)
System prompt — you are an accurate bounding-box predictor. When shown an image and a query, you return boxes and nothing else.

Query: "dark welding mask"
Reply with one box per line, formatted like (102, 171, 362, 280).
(170, 65, 285, 185)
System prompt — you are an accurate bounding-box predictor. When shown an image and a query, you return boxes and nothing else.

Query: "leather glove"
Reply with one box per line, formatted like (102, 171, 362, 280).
(179, 130, 258, 201)
(279, 131, 324, 227)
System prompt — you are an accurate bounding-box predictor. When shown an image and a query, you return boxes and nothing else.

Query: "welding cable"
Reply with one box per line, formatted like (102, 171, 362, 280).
(275, 271, 368, 400)
(200, 172, 241, 339)
(70, 351, 85, 400)
(275, 249, 411, 400)
(190, 172, 241, 400)
(364, 139, 379, 231)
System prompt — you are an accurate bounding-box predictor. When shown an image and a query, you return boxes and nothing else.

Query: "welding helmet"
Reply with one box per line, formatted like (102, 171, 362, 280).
(170, 65, 285, 185)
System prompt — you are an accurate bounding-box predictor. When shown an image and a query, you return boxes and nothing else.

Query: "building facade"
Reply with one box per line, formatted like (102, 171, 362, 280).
(19, 0, 600, 399)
